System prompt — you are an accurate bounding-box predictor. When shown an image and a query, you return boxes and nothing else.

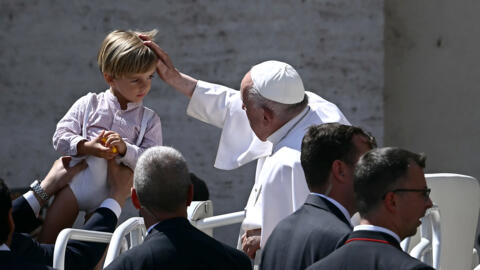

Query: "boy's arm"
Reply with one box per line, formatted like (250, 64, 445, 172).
(53, 95, 89, 156)
(116, 113, 163, 169)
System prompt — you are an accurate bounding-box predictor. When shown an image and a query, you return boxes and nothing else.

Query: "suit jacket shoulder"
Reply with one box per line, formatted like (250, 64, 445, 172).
(261, 194, 352, 270)
(306, 231, 434, 270)
(105, 218, 251, 270)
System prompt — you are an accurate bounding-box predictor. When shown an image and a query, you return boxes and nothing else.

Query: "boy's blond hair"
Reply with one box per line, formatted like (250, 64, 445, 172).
(97, 29, 158, 78)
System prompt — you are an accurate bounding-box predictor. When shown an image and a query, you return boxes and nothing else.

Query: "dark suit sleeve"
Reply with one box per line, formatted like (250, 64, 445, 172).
(11, 207, 118, 270)
(63, 207, 118, 270)
(12, 196, 42, 233)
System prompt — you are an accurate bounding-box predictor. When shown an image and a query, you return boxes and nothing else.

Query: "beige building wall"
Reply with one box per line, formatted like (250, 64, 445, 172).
(1, 1, 383, 245)
(385, 0, 480, 252)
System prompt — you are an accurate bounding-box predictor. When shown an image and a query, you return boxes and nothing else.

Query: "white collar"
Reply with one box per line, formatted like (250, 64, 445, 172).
(267, 106, 309, 146)
(106, 89, 142, 111)
(354, 224, 401, 243)
(311, 192, 352, 226)
(0, 244, 10, 251)
(146, 221, 160, 235)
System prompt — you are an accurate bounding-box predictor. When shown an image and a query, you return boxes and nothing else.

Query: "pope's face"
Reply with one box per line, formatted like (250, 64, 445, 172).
(240, 72, 270, 141)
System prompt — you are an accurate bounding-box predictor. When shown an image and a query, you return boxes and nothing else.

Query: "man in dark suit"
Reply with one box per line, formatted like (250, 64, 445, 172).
(1, 157, 132, 270)
(104, 146, 252, 270)
(306, 147, 434, 270)
(260, 123, 376, 270)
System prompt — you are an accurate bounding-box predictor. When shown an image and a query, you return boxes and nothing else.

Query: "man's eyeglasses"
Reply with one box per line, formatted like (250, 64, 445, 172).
(383, 188, 431, 201)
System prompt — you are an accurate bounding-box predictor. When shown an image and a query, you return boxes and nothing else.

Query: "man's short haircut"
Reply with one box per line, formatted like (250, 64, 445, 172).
(247, 86, 309, 121)
(0, 178, 12, 244)
(300, 123, 376, 191)
(134, 146, 191, 213)
(97, 29, 158, 78)
(354, 147, 426, 216)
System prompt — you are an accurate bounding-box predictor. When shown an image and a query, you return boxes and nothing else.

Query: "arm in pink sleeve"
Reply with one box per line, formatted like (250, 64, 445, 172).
(52, 95, 89, 156)
(118, 113, 163, 169)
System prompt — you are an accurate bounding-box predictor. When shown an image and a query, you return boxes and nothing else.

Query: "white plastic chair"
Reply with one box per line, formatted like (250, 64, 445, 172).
(187, 200, 214, 236)
(188, 200, 245, 233)
(406, 205, 441, 268)
(103, 200, 245, 268)
(53, 228, 112, 270)
(403, 173, 480, 270)
(103, 217, 146, 268)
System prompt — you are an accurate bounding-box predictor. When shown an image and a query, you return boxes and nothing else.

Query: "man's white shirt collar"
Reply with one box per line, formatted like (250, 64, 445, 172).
(354, 224, 401, 243)
(147, 222, 160, 235)
(0, 244, 10, 251)
(23, 191, 121, 218)
(311, 192, 352, 226)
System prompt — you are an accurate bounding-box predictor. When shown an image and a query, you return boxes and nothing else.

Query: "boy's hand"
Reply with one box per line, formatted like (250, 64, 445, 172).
(103, 131, 127, 156)
(78, 131, 117, 160)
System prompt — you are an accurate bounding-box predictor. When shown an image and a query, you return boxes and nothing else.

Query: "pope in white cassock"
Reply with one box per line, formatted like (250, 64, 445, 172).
(143, 38, 350, 262)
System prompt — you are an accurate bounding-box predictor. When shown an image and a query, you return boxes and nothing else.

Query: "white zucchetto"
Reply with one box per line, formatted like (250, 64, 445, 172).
(250, 60, 305, 104)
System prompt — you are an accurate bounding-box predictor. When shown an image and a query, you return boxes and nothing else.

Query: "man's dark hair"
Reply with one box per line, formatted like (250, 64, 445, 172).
(190, 173, 210, 201)
(0, 178, 12, 244)
(300, 123, 376, 191)
(354, 147, 426, 216)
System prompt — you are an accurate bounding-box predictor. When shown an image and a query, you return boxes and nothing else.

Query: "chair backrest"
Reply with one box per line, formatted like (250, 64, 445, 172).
(187, 200, 214, 236)
(425, 173, 480, 270)
(103, 201, 215, 268)
(103, 217, 146, 268)
(53, 228, 112, 270)
(404, 205, 441, 269)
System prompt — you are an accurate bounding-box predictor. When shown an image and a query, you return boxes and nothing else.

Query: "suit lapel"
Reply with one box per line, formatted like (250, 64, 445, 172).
(304, 194, 352, 228)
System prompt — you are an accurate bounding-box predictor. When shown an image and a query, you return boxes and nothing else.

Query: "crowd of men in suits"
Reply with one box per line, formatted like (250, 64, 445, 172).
(0, 123, 435, 270)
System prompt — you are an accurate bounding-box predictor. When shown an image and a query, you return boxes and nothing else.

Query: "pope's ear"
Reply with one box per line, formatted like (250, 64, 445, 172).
(262, 106, 274, 123)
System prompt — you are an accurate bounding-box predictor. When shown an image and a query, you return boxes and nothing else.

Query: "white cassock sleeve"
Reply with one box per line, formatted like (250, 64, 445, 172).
(187, 80, 272, 170)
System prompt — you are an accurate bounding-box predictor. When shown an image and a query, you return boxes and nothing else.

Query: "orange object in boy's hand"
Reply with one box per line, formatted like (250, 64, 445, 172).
(101, 137, 118, 153)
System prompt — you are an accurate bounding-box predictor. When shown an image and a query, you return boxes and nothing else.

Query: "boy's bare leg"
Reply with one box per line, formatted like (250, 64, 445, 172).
(38, 186, 79, 244)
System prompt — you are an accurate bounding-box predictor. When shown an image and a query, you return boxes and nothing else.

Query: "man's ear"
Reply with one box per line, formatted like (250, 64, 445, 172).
(186, 184, 194, 207)
(383, 191, 397, 213)
(103, 73, 115, 85)
(331, 160, 348, 184)
(131, 188, 141, 210)
(262, 107, 274, 124)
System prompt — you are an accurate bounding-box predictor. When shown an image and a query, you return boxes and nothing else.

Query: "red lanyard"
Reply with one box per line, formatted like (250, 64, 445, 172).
(345, 237, 395, 247)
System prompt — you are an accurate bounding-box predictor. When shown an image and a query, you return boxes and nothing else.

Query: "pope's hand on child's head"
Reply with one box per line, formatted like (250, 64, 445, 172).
(140, 36, 179, 83)
(103, 130, 127, 156)
(78, 131, 117, 160)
